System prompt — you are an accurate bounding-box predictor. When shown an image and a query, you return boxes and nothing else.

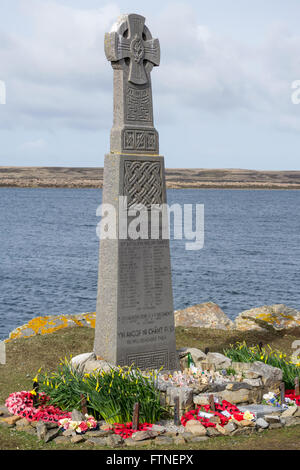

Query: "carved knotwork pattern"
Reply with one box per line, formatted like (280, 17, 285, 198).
(126, 349, 169, 369)
(126, 86, 151, 122)
(124, 160, 163, 209)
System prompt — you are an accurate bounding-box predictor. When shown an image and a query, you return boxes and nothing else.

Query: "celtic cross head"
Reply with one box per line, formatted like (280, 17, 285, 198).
(104, 14, 160, 85)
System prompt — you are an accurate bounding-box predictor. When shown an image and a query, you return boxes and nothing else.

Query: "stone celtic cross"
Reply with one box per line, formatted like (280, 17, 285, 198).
(94, 14, 177, 371)
(104, 14, 160, 155)
(105, 13, 160, 85)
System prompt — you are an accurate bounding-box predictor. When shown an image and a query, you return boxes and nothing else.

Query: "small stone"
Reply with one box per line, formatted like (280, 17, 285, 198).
(256, 418, 269, 429)
(206, 427, 220, 437)
(185, 421, 207, 436)
(100, 423, 115, 431)
(44, 428, 61, 443)
(86, 437, 108, 447)
(215, 424, 228, 435)
(284, 417, 300, 427)
(264, 415, 281, 424)
(281, 406, 297, 418)
(36, 422, 48, 440)
(172, 435, 186, 445)
(154, 435, 173, 445)
(15, 418, 31, 427)
(71, 434, 86, 444)
(84, 429, 113, 437)
(150, 424, 166, 434)
(223, 422, 237, 433)
(269, 423, 282, 430)
(2, 415, 22, 425)
(62, 429, 76, 437)
(54, 436, 70, 445)
(106, 434, 124, 447)
(190, 436, 209, 442)
(125, 438, 151, 447)
(131, 430, 152, 441)
(0, 405, 10, 418)
(71, 409, 85, 422)
(239, 420, 255, 427)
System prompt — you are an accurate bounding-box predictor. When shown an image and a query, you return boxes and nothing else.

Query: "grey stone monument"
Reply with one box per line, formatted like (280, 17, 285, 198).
(94, 13, 177, 370)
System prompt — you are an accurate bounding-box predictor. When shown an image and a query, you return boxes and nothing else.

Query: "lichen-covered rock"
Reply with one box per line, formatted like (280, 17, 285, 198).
(166, 386, 194, 410)
(175, 303, 234, 330)
(6, 312, 96, 342)
(234, 304, 300, 332)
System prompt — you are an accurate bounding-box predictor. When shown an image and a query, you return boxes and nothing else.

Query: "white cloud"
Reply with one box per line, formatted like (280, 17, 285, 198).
(19, 138, 46, 150)
(1, 0, 300, 135)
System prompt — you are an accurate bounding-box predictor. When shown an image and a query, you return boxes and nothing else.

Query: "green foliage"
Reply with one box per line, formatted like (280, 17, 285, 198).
(37, 358, 167, 424)
(223, 341, 300, 389)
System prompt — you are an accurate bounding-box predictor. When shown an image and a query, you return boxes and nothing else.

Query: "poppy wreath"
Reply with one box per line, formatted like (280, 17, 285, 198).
(285, 390, 300, 406)
(181, 400, 244, 428)
(113, 422, 153, 439)
(5, 391, 71, 423)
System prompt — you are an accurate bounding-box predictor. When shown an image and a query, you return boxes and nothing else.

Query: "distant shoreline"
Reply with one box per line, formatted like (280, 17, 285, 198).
(1, 166, 300, 190)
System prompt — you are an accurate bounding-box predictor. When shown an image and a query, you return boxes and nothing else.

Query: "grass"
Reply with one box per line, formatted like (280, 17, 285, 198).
(1, 325, 300, 450)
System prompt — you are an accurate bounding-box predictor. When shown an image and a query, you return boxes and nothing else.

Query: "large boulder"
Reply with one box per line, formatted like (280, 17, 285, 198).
(234, 304, 300, 332)
(175, 302, 234, 330)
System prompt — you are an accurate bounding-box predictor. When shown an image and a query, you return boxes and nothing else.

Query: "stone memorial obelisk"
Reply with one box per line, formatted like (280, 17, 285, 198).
(94, 13, 177, 370)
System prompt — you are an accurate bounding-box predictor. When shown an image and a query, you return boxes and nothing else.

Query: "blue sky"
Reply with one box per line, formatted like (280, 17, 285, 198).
(1, 0, 300, 169)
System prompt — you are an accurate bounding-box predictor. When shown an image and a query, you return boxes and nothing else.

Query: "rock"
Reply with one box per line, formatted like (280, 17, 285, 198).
(243, 378, 263, 388)
(106, 434, 124, 447)
(178, 347, 207, 368)
(281, 406, 298, 418)
(219, 388, 253, 404)
(283, 417, 300, 427)
(175, 303, 234, 330)
(150, 424, 166, 434)
(223, 422, 237, 433)
(234, 304, 300, 332)
(125, 438, 151, 447)
(264, 415, 281, 424)
(83, 359, 115, 374)
(269, 423, 282, 430)
(2, 415, 22, 426)
(62, 429, 76, 437)
(206, 427, 220, 437)
(71, 409, 85, 422)
(86, 437, 108, 447)
(131, 431, 152, 441)
(185, 420, 207, 436)
(71, 352, 96, 371)
(15, 418, 31, 428)
(54, 436, 70, 445)
(172, 435, 186, 445)
(0, 405, 11, 418)
(189, 436, 209, 442)
(84, 429, 113, 437)
(44, 428, 61, 443)
(36, 422, 48, 440)
(206, 352, 232, 369)
(248, 362, 282, 388)
(193, 394, 213, 406)
(154, 435, 174, 445)
(256, 418, 269, 429)
(71, 434, 86, 444)
(215, 424, 228, 435)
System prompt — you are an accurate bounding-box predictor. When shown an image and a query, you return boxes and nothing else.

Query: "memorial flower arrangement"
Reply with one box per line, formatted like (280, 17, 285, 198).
(262, 391, 300, 408)
(35, 358, 165, 425)
(181, 400, 255, 428)
(223, 341, 300, 388)
(5, 391, 71, 423)
(58, 415, 97, 434)
(113, 422, 153, 439)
